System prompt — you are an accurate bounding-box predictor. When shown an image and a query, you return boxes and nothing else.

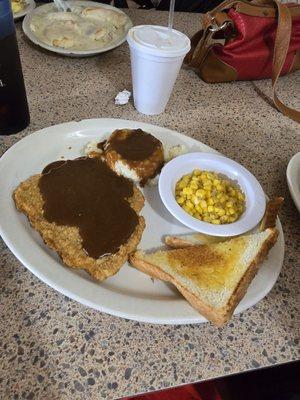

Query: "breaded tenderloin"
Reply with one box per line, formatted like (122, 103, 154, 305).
(13, 174, 145, 281)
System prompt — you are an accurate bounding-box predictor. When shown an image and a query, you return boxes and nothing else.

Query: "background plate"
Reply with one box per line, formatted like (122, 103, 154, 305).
(287, 152, 300, 213)
(22, 1, 132, 57)
(13, 0, 35, 21)
(0, 119, 284, 324)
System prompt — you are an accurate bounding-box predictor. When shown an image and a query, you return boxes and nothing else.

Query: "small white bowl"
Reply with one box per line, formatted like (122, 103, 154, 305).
(158, 152, 266, 237)
(287, 152, 300, 213)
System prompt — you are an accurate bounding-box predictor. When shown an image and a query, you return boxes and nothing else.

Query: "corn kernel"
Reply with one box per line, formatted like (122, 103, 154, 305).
(196, 189, 206, 198)
(182, 187, 187, 194)
(219, 195, 227, 204)
(200, 200, 207, 209)
(219, 215, 227, 223)
(203, 179, 212, 187)
(177, 197, 185, 204)
(238, 193, 244, 201)
(218, 208, 226, 216)
(186, 200, 194, 209)
(183, 187, 192, 195)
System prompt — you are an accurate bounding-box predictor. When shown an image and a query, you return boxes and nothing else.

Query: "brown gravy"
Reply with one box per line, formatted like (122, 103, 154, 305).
(108, 129, 161, 161)
(97, 140, 107, 152)
(39, 157, 138, 259)
(42, 160, 66, 174)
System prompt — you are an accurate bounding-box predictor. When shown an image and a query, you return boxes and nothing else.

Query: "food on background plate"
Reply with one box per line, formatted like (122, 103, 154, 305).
(29, 5, 128, 51)
(13, 157, 145, 281)
(165, 197, 283, 248)
(130, 228, 278, 326)
(81, 6, 127, 27)
(175, 169, 245, 224)
(11, 0, 27, 14)
(86, 128, 165, 186)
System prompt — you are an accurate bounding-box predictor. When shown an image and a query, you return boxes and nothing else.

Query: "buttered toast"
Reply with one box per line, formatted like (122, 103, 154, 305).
(165, 233, 229, 248)
(259, 197, 284, 231)
(165, 198, 283, 249)
(130, 228, 278, 326)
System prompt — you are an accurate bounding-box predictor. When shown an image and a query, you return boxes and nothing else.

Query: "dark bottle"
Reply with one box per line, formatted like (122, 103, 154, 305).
(0, 0, 30, 135)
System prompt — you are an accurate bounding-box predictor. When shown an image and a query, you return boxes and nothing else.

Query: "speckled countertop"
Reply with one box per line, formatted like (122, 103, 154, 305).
(1, 9, 299, 400)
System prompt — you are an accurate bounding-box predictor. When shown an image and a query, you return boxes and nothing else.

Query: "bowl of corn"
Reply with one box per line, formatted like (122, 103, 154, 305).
(158, 152, 266, 237)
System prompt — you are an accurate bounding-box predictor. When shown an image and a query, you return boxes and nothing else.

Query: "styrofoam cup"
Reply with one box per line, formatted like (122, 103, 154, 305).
(127, 25, 191, 115)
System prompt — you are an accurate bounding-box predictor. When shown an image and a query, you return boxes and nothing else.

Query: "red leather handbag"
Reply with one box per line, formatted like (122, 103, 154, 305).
(185, 0, 300, 122)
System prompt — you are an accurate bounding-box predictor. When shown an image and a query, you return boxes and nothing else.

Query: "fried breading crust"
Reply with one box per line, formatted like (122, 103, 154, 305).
(13, 174, 145, 281)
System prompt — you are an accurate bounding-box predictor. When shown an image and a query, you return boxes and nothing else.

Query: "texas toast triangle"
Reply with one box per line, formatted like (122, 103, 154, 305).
(130, 228, 278, 326)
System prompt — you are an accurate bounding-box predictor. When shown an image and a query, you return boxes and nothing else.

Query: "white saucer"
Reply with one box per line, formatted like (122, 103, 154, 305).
(287, 152, 300, 213)
(159, 152, 266, 237)
(13, 0, 35, 21)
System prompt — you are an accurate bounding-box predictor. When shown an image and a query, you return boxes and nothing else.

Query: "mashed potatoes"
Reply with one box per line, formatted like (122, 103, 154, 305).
(84, 139, 188, 186)
(30, 5, 129, 51)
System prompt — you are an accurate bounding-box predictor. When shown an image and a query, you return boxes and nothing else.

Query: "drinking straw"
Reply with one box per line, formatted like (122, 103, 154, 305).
(53, 0, 70, 12)
(168, 0, 176, 30)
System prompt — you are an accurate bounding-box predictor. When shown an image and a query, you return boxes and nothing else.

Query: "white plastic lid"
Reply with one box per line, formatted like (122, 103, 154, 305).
(127, 25, 191, 57)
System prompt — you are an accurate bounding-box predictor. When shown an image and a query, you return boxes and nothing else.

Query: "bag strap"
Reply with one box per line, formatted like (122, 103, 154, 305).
(185, 0, 300, 123)
(272, 0, 300, 123)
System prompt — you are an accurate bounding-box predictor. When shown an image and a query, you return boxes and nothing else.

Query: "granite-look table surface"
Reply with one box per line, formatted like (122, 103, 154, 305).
(1, 9, 299, 400)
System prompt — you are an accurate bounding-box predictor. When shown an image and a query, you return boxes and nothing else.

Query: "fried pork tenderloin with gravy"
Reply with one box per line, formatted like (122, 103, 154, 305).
(13, 158, 145, 281)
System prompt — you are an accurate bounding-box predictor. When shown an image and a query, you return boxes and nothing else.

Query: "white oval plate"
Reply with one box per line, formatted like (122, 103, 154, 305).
(22, 1, 132, 57)
(13, 0, 35, 21)
(159, 152, 266, 237)
(0, 119, 284, 324)
(287, 152, 300, 213)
